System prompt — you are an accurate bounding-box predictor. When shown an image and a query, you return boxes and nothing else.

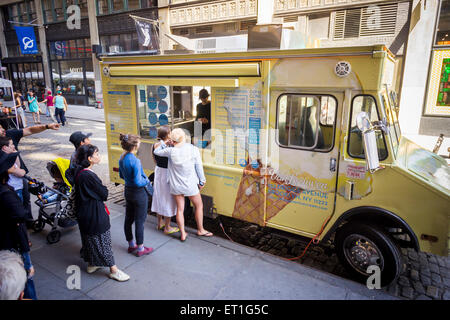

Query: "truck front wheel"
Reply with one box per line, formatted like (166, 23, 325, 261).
(335, 222, 403, 287)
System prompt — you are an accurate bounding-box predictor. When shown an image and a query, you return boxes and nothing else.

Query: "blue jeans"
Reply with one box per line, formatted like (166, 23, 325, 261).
(124, 186, 148, 245)
(55, 108, 66, 126)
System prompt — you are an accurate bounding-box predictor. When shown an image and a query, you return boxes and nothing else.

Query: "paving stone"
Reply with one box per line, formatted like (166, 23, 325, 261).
(429, 263, 440, 274)
(401, 286, 415, 300)
(421, 275, 432, 287)
(437, 257, 446, 268)
(419, 257, 429, 267)
(410, 269, 420, 281)
(408, 250, 419, 261)
(420, 268, 431, 277)
(443, 277, 450, 288)
(416, 294, 432, 300)
(431, 273, 442, 284)
(398, 276, 411, 287)
(411, 262, 420, 270)
(443, 290, 450, 300)
(426, 286, 440, 299)
(387, 284, 399, 297)
(428, 255, 438, 265)
(412, 281, 426, 295)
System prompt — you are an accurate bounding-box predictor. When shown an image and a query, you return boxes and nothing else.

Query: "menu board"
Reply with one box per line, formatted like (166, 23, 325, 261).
(213, 88, 263, 167)
(106, 85, 136, 134)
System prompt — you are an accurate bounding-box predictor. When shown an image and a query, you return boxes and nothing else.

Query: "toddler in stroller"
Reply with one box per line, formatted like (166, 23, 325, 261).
(28, 157, 77, 244)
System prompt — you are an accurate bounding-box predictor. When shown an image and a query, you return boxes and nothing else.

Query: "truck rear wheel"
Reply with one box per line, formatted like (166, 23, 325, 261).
(335, 222, 402, 287)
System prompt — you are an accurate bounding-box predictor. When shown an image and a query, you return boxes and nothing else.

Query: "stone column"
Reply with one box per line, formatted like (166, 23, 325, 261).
(34, 0, 52, 90)
(0, 10, 8, 59)
(87, 0, 102, 106)
(398, 0, 439, 134)
(257, 0, 274, 25)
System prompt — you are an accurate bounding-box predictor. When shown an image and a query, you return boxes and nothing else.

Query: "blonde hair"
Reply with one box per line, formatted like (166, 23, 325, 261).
(170, 128, 186, 143)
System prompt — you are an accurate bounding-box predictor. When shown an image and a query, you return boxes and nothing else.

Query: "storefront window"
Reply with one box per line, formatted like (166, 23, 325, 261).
(54, 0, 65, 21)
(140, 0, 156, 8)
(436, 0, 450, 45)
(60, 60, 84, 96)
(85, 60, 95, 105)
(51, 62, 61, 91)
(79, 0, 89, 18)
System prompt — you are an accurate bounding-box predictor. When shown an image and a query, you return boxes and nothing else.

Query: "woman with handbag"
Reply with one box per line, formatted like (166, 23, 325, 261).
(74, 144, 129, 282)
(119, 133, 153, 257)
(0, 151, 37, 299)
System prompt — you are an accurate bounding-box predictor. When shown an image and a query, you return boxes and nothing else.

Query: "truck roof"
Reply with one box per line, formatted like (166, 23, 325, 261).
(101, 45, 394, 65)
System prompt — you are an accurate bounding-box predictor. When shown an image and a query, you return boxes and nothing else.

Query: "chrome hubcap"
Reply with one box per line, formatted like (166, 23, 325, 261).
(343, 234, 384, 275)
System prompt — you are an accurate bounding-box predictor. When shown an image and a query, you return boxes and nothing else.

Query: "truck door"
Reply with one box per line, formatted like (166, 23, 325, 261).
(266, 90, 342, 236)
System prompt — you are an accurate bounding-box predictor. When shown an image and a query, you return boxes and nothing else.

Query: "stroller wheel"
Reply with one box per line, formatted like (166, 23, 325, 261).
(47, 230, 61, 244)
(32, 219, 45, 233)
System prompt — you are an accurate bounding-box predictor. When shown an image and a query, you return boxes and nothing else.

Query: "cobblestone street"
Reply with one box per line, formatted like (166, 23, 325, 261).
(17, 111, 450, 300)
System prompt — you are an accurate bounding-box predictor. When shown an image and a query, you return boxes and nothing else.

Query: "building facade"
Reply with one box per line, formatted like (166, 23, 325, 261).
(0, 0, 448, 137)
(0, 0, 158, 106)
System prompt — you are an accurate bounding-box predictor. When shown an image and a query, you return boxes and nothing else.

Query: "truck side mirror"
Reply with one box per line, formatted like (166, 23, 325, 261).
(356, 112, 381, 173)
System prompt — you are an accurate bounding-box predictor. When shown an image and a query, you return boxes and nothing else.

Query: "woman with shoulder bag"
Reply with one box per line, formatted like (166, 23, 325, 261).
(74, 144, 129, 282)
(119, 133, 153, 257)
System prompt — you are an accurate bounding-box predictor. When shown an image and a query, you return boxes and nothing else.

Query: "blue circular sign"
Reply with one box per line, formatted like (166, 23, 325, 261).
(159, 114, 169, 126)
(148, 112, 158, 125)
(149, 127, 158, 139)
(239, 159, 247, 167)
(157, 86, 167, 99)
(148, 97, 157, 110)
(251, 160, 259, 169)
(158, 100, 168, 113)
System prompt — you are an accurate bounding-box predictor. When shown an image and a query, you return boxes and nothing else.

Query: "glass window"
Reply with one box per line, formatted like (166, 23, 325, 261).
(68, 39, 77, 57)
(436, 0, 450, 45)
(42, 0, 53, 23)
(60, 60, 84, 95)
(277, 94, 335, 150)
(112, 0, 124, 12)
(100, 35, 110, 53)
(137, 85, 197, 140)
(97, 0, 110, 15)
(51, 61, 61, 91)
(54, 0, 65, 22)
(127, 0, 140, 10)
(79, 0, 89, 17)
(85, 60, 95, 105)
(140, 0, 155, 8)
(85, 38, 92, 56)
(121, 33, 132, 52)
(76, 39, 85, 57)
(348, 95, 388, 160)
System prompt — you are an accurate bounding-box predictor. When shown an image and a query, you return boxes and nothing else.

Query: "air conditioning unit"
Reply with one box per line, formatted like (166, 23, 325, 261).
(195, 35, 248, 53)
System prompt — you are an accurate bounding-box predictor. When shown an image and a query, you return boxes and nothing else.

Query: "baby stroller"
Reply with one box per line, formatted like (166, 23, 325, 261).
(26, 158, 77, 244)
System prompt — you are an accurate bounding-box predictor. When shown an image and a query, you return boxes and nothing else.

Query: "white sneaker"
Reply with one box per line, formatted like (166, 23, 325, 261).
(109, 269, 130, 282)
(87, 265, 101, 274)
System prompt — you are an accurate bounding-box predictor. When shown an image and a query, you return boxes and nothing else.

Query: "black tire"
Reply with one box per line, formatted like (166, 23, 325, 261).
(32, 219, 45, 233)
(47, 230, 61, 244)
(335, 222, 402, 287)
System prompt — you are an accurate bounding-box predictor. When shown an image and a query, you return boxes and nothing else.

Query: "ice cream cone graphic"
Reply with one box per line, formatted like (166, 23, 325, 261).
(232, 158, 303, 225)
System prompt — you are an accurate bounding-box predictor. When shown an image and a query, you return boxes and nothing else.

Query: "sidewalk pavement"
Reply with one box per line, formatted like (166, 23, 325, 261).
(28, 201, 398, 300)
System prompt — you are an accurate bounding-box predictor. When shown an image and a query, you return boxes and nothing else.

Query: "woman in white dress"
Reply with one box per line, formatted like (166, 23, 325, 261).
(153, 128, 212, 242)
(151, 126, 179, 234)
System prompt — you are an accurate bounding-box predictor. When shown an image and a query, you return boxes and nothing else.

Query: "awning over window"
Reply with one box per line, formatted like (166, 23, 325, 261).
(109, 62, 260, 77)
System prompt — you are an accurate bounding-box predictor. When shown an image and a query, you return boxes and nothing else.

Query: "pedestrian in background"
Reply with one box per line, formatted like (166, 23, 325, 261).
(44, 90, 56, 123)
(53, 91, 68, 126)
(66, 131, 92, 186)
(74, 144, 130, 282)
(119, 133, 154, 257)
(151, 126, 178, 234)
(0, 151, 37, 299)
(153, 128, 212, 242)
(27, 91, 41, 125)
(14, 92, 26, 128)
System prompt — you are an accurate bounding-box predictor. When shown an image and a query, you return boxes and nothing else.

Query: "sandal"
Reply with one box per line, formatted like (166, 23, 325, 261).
(164, 227, 180, 235)
(157, 224, 165, 230)
(197, 231, 213, 237)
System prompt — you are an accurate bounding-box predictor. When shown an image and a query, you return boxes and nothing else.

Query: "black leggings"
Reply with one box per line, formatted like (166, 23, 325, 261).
(124, 186, 148, 245)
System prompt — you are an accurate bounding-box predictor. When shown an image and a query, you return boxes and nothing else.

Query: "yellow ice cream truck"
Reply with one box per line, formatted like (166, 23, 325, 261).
(100, 45, 449, 286)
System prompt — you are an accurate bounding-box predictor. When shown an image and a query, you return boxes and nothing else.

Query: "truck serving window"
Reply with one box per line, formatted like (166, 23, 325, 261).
(277, 94, 336, 151)
(348, 95, 388, 160)
(136, 85, 208, 141)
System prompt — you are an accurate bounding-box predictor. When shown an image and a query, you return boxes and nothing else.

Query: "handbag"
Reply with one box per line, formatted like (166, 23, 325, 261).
(64, 169, 88, 220)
